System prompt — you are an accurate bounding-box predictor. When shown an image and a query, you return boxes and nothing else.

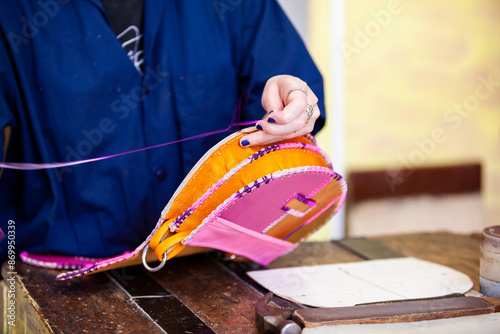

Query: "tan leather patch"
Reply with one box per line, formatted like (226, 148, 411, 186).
(265, 179, 342, 241)
(282, 194, 317, 217)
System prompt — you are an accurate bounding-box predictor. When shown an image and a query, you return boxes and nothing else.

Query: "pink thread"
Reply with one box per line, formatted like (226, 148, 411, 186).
(1, 89, 259, 171)
(0, 120, 259, 171)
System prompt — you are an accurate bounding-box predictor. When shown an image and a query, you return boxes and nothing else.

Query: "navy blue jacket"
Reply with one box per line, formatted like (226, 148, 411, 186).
(0, 0, 325, 260)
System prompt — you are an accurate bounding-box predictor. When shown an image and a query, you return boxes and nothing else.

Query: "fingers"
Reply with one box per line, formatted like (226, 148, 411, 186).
(262, 101, 316, 136)
(239, 126, 310, 147)
(240, 75, 320, 148)
(259, 102, 319, 136)
(240, 104, 320, 147)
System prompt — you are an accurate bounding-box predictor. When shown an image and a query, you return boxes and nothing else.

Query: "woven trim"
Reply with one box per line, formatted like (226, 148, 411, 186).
(335, 176, 348, 212)
(20, 252, 102, 270)
(56, 217, 165, 280)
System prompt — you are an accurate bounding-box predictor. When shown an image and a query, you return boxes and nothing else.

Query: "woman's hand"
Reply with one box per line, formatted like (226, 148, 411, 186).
(239, 75, 320, 147)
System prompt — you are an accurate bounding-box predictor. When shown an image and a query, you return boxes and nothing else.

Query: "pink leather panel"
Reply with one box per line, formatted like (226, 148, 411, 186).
(187, 217, 295, 265)
(220, 172, 330, 233)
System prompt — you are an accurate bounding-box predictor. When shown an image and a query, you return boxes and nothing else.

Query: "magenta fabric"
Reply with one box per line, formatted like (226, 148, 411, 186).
(186, 217, 295, 265)
(220, 172, 330, 233)
(20, 251, 104, 269)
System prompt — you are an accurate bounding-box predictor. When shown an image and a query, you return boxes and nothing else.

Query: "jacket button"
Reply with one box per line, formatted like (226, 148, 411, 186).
(155, 169, 167, 181)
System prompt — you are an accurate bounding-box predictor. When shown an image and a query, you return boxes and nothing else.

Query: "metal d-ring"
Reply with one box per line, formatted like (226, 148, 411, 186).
(142, 243, 167, 272)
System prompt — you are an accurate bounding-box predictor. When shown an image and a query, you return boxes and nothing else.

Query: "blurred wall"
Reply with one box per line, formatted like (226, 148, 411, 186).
(342, 0, 500, 229)
(306, 0, 500, 234)
(279, 0, 500, 237)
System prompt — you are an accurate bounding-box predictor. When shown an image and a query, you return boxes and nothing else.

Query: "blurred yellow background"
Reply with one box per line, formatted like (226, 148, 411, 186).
(297, 0, 500, 239)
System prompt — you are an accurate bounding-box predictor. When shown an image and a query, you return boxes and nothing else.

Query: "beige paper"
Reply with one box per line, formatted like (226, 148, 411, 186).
(247, 257, 473, 307)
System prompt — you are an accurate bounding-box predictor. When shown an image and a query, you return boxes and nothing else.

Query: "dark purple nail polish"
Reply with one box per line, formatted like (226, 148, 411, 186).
(269, 110, 275, 115)
(268, 117, 276, 124)
(256, 124, 263, 131)
(241, 139, 250, 147)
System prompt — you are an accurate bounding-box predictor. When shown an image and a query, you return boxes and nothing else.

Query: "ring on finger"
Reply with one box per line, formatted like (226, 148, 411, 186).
(288, 87, 308, 100)
(304, 104, 314, 124)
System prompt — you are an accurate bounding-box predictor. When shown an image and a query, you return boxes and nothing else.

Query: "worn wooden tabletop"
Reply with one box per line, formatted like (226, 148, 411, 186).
(1, 232, 481, 333)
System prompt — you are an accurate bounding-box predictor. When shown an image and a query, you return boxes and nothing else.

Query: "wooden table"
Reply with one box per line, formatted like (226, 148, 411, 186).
(1, 232, 481, 333)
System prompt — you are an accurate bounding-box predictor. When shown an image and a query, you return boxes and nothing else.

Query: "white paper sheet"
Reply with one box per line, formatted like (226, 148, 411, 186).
(247, 257, 473, 307)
